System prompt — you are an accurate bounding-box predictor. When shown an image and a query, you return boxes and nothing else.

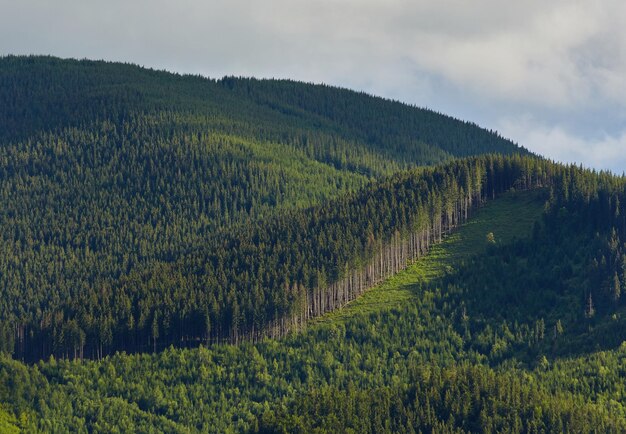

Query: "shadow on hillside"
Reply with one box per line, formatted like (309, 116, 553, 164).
(435, 233, 626, 365)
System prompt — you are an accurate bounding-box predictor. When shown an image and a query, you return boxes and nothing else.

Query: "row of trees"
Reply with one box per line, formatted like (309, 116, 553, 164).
(259, 363, 622, 433)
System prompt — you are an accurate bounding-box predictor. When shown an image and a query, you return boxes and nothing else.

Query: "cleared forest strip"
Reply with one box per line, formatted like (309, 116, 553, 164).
(313, 189, 546, 325)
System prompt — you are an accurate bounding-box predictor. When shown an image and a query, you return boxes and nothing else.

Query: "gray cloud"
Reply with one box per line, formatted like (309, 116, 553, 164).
(498, 116, 626, 174)
(1, 0, 625, 172)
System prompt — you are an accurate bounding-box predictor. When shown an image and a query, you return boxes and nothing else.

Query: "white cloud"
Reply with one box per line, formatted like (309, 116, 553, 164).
(498, 116, 626, 174)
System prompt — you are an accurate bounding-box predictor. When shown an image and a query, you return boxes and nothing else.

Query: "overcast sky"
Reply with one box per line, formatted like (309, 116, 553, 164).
(2, 0, 625, 173)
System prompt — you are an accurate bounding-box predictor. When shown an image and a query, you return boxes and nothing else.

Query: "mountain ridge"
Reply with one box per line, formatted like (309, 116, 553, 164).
(1, 55, 528, 163)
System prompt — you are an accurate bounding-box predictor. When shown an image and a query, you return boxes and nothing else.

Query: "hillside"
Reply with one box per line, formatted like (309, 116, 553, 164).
(1, 56, 525, 165)
(0, 56, 528, 361)
(3, 181, 626, 432)
(3, 190, 548, 433)
(3, 56, 626, 433)
(3, 153, 546, 361)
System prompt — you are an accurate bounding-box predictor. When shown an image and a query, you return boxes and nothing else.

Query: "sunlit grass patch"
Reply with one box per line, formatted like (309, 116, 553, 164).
(314, 189, 546, 325)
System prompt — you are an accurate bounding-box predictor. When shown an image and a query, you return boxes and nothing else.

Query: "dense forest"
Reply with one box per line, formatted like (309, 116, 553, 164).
(0, 56, 527, 361)
(2, 56, 626, 432)
(3, 153, 552, 361)
(2, 161, 626, 432)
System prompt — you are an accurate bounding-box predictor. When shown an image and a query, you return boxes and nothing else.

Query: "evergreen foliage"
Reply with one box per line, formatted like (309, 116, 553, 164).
(4, 154, 546, 360)
(0, 56, 529, 361)
(3, 166, 626, 432)
(2, 56, 626, 433)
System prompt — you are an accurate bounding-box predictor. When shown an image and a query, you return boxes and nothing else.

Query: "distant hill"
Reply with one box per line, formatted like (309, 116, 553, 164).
(0, 55, 526, 165)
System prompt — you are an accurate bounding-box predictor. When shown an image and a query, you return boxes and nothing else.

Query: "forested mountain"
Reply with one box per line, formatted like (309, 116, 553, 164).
(0, 55, 524, 168)
(2, 55, 626, 433)
(2, 157, 626, 433)
(0, 152, 526, 361)
(0, 56, 527, 361)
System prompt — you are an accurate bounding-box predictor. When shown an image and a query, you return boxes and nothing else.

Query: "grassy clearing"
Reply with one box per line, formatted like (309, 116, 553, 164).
(314, 189, 547, 325)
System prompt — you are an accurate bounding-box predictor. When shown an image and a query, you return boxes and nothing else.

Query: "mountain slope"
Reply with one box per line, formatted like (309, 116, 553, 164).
(6, 55, 626, 433)
(3, 154, 543, 361)
(0, 190, 555, 433)
(3, 179, 626, 432)
(0, 56, 529, 362)
(1, 55, 526, 168)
